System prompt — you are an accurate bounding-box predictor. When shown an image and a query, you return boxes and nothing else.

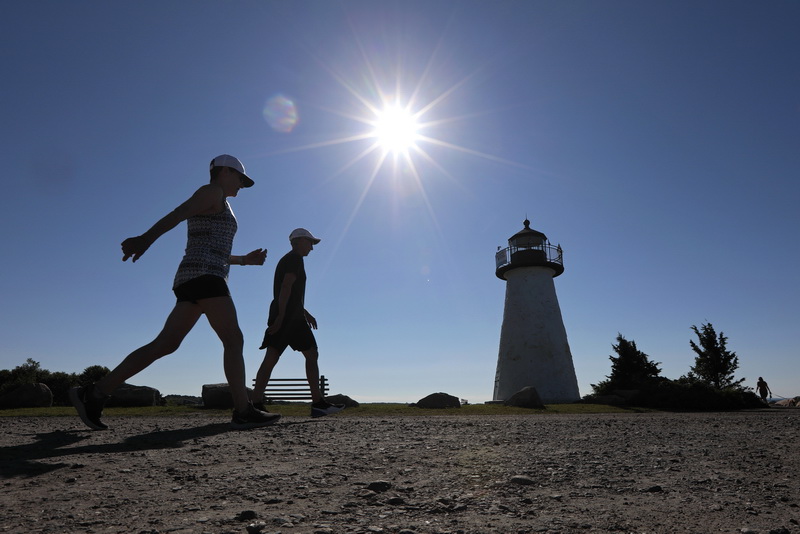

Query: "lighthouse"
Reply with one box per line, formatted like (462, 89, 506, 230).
(493, 219, 580, 403)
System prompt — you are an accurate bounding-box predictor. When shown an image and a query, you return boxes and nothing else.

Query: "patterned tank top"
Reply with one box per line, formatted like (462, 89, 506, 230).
(173, 201, 238, 289)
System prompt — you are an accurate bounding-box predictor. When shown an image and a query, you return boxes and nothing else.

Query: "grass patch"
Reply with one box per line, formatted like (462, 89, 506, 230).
(0, 402, 643, 418)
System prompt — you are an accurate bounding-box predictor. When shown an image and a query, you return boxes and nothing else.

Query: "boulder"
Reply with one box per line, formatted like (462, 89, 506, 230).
(326, 394, 359, 408)
(202, 383, 253, 409)
(414, 392, 461, 409)
(0, 383, 53, 408)
(105, 383, 161, 407)
(504, 386, 545, 409)
(773, 397, 799, 407)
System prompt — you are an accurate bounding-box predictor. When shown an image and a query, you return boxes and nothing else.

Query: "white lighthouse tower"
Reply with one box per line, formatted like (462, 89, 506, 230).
(493, 219, 580, 403)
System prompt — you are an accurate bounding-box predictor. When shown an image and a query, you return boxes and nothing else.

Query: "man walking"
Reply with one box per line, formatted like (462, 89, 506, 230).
(252, 228, 344, 417)
(756, 377, 772, 404)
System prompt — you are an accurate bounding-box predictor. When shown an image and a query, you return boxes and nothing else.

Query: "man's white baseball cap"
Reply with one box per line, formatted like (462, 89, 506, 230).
(210, 154, 255, 188)
(289, 228, 321, 244)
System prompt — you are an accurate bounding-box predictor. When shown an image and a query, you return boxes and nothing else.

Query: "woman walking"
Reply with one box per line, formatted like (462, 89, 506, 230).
(71, 155, 280, 430)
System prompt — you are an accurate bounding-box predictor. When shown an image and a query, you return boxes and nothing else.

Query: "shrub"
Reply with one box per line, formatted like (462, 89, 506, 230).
(638, 380, 762, 411)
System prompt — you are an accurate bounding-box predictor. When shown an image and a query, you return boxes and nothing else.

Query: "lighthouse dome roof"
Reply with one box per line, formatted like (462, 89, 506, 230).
(509, 219, 546, 243)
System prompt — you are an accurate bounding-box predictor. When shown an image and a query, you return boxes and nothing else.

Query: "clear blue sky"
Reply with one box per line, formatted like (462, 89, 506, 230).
(3, 1, 798, 403)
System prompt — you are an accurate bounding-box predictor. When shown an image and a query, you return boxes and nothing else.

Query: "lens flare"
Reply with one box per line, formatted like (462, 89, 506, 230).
(263, 94, 298, 133)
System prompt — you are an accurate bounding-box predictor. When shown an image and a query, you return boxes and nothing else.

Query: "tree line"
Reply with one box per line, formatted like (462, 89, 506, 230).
(590, 322, 763, 410)
(0, 321, 764, 410)
(0, 360, 110, 406)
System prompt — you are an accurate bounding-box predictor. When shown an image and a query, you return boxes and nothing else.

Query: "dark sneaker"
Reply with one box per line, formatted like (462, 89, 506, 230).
(70, 384, 109, 431)
(231, 403, 281, 430)
(252, 401, 270, 412)
(311, 401, 345, 418)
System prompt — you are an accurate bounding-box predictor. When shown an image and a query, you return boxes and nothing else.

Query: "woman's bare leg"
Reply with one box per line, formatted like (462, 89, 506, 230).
(96, 302, 203, 395)
(200, 296, 250, 412)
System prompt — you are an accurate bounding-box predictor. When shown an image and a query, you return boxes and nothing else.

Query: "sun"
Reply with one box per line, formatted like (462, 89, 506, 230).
(371, 104, 420, 154)
(261, 41, 532, 264)
(262, 36, 529, 214)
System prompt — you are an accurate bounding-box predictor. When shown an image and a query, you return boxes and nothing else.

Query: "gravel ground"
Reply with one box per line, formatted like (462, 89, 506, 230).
(1, 409, 799, 534)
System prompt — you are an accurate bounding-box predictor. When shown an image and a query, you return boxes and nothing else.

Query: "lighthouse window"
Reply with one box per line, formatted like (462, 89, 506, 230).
(514, 235, 543, 249)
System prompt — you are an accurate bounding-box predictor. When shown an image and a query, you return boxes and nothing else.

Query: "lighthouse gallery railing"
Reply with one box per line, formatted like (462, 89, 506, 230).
(495, 243, 563, 271)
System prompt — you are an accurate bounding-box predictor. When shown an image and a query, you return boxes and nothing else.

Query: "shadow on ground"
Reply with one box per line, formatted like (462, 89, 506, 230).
(0, 423, 232, 478)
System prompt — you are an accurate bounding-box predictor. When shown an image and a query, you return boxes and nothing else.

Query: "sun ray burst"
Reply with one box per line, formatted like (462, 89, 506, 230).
(260, 35, 534, 275)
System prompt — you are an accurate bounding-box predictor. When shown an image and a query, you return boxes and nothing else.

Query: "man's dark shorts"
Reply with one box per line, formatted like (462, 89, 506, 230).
(260, 318, 317, 353)
(174, 275, 230, 303)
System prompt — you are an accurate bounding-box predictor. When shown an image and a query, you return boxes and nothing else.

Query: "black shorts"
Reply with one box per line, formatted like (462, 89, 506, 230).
(259, 318, 317, 354)
(173, 275, 230, 303)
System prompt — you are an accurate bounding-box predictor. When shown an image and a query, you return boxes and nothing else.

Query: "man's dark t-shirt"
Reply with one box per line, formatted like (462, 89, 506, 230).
(267, 251, 306, 327)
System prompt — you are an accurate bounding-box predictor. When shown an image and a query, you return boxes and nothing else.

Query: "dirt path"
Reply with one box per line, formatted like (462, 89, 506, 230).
(2, 410, 799, 533)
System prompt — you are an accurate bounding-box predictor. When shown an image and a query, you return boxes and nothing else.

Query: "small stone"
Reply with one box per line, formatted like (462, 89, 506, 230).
(367, 480, 392, 492)
(236, 510, 258, 521)
(510, 475, 535, 485)
(245, 521, 267, 534)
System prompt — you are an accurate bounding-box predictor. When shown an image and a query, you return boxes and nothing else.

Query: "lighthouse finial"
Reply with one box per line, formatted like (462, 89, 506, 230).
(523, 217, 530, 229)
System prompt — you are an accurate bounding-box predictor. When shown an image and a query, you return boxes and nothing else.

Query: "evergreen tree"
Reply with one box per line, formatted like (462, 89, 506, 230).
(592, 334, 662, 394)
(689, 322, 744, 389)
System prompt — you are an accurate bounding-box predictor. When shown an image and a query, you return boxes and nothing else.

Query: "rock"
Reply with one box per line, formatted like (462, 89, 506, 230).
(105, 383, 161, 407)
(510, 475, 536, 485)
(414, 392, 461, 409)
(236, 510, 258, 521)
(367, 480, 392, 492)
(202, 383, 253, 409)
(773, 397, 799, 407)
(245, 521, 267, 533)
(504, 386, 545, 409)
(0, 383, 53, 408)
(326, 393, 359, 407)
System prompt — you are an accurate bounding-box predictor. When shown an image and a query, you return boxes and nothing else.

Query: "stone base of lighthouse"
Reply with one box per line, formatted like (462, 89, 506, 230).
(493, 266, 580, 403)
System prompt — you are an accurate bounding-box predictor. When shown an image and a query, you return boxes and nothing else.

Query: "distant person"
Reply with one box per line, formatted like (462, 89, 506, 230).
(756, 377, 772, 403)
(70, 155, 280, 431)
(252, 228, 344, 418)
